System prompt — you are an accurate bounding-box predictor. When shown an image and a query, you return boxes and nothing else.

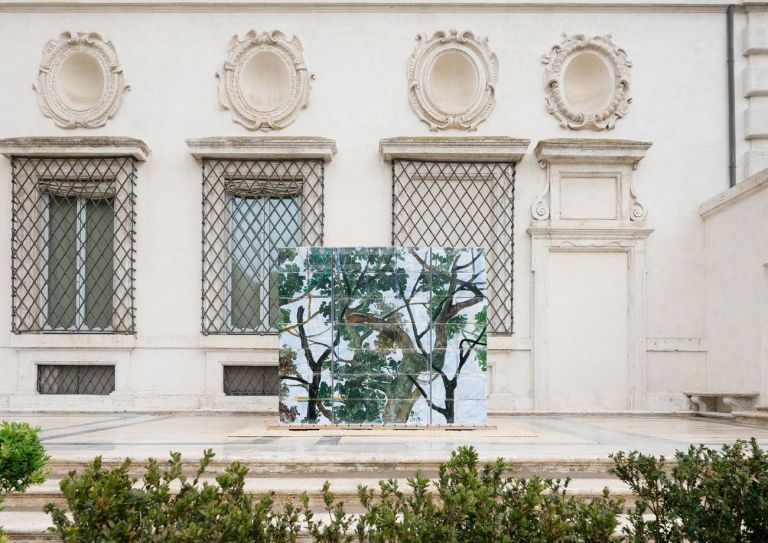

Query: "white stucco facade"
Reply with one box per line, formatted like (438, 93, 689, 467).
(0, 0, 764, 414)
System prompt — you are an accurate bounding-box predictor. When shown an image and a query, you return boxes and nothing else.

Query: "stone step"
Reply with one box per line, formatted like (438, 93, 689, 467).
(2, 506, 640, 543)
(4, 474, 634, 510)
(1, 510, 322, 542)
(42, 455, 619, 478)
(1, 511, 55, 542)
(731, 410, 768, 425)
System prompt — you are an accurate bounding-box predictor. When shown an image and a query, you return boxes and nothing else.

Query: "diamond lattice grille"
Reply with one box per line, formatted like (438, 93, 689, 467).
(202, 159, 324, 334)
(392, 160, 514, 333)
(11, 157, 137, 333)
(223, 365, 280, 396)
(37, 365, 115, 395)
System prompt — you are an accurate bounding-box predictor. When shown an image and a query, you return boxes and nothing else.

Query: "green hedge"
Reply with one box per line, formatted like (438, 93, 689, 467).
(0, 421, 48, 543)
(611, 438, 768, 542)
(46, 446, 621, 543)
(44, 439, 768, 542)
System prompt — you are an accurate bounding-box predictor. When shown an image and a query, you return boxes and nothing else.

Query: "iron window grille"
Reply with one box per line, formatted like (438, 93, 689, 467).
(223, 365, 280, 396)
(392, 160, 515, 334)
(202, 159, 324, 334)
(11, 157, 137, 334)
(37, 364, 116, 395)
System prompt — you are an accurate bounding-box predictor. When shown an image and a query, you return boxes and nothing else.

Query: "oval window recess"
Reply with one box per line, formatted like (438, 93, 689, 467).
(239, 51, 291, 112)
(428, 50, 479, 115)
(56, 52, 106, 111)
(562, 51, 613, 113)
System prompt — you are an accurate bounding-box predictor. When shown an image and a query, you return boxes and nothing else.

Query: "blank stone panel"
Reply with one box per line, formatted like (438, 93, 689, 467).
(277, 247, 488, 426)
(559, 176, 619, 220)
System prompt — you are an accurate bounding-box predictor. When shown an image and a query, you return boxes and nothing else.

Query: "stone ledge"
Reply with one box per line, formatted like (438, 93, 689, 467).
(0, 0, 748, 12)
(685, 392, 759, 414)
(534, 138, 652, 165)
(379, 136, 530, 162)
(699, 166, 768, 218)
(528, 226, 654, 240)
(4, 334, 137, 350)
(646, 337, 706, 352)
(186, 137, 337, 161)
(0, 137, 150, 161)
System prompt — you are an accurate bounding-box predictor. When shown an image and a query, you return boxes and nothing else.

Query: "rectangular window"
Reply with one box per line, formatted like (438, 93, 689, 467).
(46, 196, 115, 331)
(37, 364, 115, 395)
(11, 157, 136, 333)
(202, 159, 324, 334)
(391, 160, 515, 334)
(223, 365, 279, 396)
(228, 195, 301, 331)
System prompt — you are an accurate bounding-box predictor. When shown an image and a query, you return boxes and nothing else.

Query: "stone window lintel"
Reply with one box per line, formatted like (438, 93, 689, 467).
(534, 138, 651, 167)
(186, 137, 337, 162)
(0, 137, 149, 162)
(379, 136, 530, 163)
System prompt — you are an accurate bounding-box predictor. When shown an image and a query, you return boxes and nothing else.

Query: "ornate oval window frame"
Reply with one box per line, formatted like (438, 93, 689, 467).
(217, 31, 312, 131)
(542, 34, 632, 131)
(34, 32, 127, 129)
(408, 30, 498, 131)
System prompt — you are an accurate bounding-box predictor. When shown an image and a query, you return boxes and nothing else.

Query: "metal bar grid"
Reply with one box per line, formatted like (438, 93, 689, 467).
(11, 157, 137, 334)
(391, 160, 514, 334)
(37, 364, 116, 395)
(223, 365, 280, 396)
(201, 158, 324, 335)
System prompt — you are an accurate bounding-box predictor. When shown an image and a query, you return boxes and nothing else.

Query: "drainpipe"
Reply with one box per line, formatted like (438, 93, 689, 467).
(728, 4, 737, 188)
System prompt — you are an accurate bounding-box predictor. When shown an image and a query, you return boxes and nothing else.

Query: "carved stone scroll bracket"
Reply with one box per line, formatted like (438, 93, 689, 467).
(629, 173, 647, 222)
(531, 160, 551, 221)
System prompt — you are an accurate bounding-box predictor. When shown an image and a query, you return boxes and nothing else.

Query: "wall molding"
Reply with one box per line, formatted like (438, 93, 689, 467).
(216, 30, 312, 130)
(532, 138, 651, 225)
(407, 29, 498, 131)
(34, 32, 127, 128)
(0, 2, 744, 13)
(529, 137, 653, 411)
(530, 238, 651, 410)
(186, 136, 336, 161)
(646, 338, 706, 352)
(379, 136, 529, 162)
(0, 136, 149, 161)
(542, 34, 632, 130)
(534, 138, 651, 166)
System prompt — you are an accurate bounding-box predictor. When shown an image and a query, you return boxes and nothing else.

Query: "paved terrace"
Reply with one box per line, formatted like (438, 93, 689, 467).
(3, 412, 768, 468)
(4, 413, 768, 539)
